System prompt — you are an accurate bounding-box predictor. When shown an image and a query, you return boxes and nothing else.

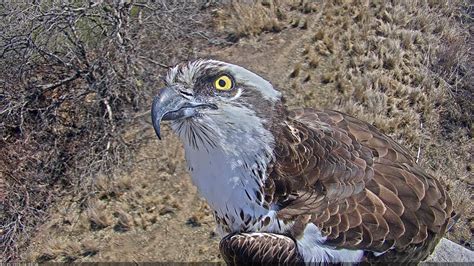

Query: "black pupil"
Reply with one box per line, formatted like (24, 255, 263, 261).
(218, 79, 227, 87)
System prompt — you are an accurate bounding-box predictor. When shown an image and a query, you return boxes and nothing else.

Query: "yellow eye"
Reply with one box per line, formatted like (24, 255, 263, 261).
(214, 75, 233, 91)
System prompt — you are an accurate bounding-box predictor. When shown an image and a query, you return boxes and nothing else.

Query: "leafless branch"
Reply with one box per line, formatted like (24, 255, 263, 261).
(36, 71, 83, 90)
(0, 1, 225, 261)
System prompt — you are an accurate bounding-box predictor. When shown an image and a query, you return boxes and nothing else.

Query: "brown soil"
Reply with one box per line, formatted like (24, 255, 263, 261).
(21, 1, 472, 262)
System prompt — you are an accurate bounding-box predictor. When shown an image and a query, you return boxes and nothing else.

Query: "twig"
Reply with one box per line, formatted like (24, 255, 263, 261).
(416, 121, 423, 164)
(138, 55, 170, 69)
(36, 71, 82, 90)
(133, 110, 151, 119)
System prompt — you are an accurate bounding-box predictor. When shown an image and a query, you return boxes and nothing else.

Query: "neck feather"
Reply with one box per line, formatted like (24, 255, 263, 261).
(171, 104, 276, 232)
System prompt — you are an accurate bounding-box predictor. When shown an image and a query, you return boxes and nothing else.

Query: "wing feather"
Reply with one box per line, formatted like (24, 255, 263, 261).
(266, 108, 453, 262)
(219, 233, 303, 265)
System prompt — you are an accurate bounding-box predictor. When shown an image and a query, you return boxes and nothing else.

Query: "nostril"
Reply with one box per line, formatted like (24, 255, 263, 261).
(179, 90, 193, 97)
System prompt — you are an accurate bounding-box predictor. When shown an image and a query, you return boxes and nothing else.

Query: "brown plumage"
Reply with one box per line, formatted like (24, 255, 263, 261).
(260, 107, 453, 262)
(220, 233, 303, 265)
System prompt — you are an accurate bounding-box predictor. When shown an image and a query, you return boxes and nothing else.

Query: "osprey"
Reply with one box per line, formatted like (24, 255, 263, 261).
(151, 59, 453, 263)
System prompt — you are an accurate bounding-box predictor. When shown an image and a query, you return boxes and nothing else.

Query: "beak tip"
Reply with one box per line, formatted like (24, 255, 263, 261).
(152, 95, 163, 141)
(154, 127, 162, 140)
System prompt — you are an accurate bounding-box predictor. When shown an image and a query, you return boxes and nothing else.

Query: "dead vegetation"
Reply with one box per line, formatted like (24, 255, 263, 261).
(216, 0, 286, 40)
(87, 200, 113, 231)
(22, 140, 220, 262)
(32, 235, 100, 263)
(0, 1, 222, 261)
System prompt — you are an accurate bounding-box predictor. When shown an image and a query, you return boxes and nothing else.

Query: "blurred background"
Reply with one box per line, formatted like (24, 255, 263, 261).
(1, 0, 472, 262)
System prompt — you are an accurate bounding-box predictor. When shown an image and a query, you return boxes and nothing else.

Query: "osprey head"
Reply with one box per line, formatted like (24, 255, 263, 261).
(152, 59, 282, 148)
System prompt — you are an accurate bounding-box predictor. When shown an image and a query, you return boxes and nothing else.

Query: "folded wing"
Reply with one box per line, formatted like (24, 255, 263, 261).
(265, 108, 452, 262)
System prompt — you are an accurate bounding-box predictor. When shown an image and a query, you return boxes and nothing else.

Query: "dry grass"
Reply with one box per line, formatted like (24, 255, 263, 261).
(215, 0, 287, 40)
(21, 136, 221, 262)
(28, 235, 100, 262)
(86, 200, 113, 231)
(114, 208, 133, 232)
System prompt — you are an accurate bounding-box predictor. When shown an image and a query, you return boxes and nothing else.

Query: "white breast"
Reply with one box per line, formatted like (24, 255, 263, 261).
(172, 103, 276, 233)
(184, 144, 270, 232)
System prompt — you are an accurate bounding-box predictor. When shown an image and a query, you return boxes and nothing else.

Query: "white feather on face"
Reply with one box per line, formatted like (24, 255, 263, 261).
(165, 59, 281, 233)
(165, 59, 281, 103)
(219, 62, 281, 102)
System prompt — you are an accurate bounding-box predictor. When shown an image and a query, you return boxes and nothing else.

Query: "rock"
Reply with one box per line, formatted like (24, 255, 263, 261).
(424, 238, 474, 263)
(158, 206, 174, 216)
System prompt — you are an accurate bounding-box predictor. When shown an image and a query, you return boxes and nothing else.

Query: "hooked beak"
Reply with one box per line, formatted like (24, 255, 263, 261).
(151, 86, 217, 139)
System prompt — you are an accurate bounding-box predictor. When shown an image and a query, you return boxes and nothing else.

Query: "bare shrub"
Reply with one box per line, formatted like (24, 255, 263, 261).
(0, 1, 222, 261)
